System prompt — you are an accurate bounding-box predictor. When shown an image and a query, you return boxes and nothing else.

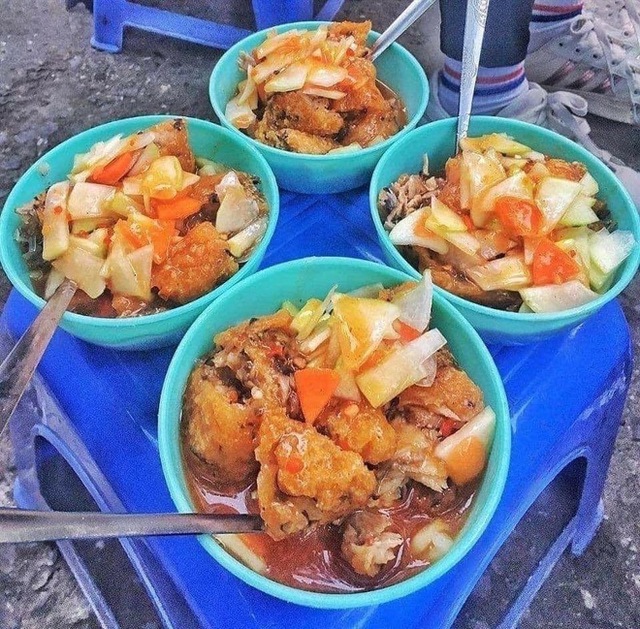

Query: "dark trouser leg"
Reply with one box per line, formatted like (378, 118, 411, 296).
(440, 0, 537, 67)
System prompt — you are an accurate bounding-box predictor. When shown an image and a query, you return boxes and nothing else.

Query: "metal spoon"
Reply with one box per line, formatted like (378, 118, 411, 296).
(456, 0, 491, 147)
(369, 0, 438, 61)
(0, 278, 77, 438)
(0, 507, 262, 543)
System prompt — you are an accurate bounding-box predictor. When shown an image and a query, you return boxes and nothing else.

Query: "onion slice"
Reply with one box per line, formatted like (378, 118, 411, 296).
(392, 270, 433, 333)
(519, 280, 599, 312)
(389, 209, 449, 255)
(434, 406, 495, 485)
(227, 216, 268, 259)
(356, 328, 447, 408)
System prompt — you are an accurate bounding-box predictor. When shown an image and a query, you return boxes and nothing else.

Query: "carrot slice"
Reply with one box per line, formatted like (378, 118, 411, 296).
(294, 367, 340, 424)
(113, 219, 146, 250)
(531, 237, 581, 285)
(494, 196, 544, 237)
(90, 151, 137, 185)
(154, 196, 203, 220)
(394, 320, 421, 342)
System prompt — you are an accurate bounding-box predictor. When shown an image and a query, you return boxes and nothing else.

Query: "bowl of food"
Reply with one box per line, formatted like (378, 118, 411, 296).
(0, 115, 279, 349)
(209, 21, 429, 194)
(370, 117, 640, 344)
(158, 257, 510, 608)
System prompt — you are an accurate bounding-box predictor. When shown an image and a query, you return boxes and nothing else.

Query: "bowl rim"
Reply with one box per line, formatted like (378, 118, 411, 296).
(158, 256, 511, 609)
(0, 114, 280, 329)
(369, 116, 640, 323)
(209, 20, 429, 163)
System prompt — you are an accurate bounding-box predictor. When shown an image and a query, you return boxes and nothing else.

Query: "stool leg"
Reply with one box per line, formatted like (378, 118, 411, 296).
(92, 0, 126, 53)
(571, 380, 627, 554)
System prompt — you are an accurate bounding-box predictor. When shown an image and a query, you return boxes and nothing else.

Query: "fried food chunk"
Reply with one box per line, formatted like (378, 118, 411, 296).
(397, 349, 485, 427)
(332, 60, 388, 114)
(341, 511, 403, 577)
(260, 93, 344, 137)
(153, 222, 238, 303)
(184, 363, 259, 484)
(321, 401, 396, 465)
(272, 129, 340, 155)
(328, 20, 372, 48)
(374, 420, 448, 506)
(256, 409, 376, 540)
(213, 310, 298, 406)
(149, 118, 196, 173)
(341, 106, 400, 146)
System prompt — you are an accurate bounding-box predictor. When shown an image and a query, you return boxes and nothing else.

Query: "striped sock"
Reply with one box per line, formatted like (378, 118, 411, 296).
(529, 0, 584, 51)
(438, 58, 529, 116)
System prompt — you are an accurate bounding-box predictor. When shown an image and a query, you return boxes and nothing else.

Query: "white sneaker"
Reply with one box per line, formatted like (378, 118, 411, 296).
(426, 77, 640, 209)
(525, 13, 640, 126)
(583, 0, 640, 47)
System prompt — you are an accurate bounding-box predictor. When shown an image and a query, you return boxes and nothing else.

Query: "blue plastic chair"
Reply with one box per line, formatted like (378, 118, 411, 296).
(91, 0, 346, 53)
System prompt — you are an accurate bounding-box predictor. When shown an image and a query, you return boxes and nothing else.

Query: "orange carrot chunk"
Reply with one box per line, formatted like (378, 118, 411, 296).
(90, 151, 138, 185)
(494, 196, 543, 237)
(294, 367, 341, 424)
(394, 320, 421, 342)
(154, 196, 203, 220)
(531, 237, 581, 285)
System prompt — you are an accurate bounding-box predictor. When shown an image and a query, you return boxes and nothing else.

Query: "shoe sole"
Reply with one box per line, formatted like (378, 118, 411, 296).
(541, 84, 639, 126)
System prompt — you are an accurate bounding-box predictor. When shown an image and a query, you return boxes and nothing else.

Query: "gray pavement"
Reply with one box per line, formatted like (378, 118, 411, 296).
(0, 1, 639, 627)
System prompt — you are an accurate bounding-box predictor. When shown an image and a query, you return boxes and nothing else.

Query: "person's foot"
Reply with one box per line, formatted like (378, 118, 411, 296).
(426, 77, 640, 208)
(525, 13, 640, 126)
(583, 0, 640, 47)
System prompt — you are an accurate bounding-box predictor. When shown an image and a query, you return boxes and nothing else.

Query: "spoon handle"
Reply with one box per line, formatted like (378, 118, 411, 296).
(456, 0, 491, 146)
(0, 278, 77, 436)
(370, 0, 437, 61)
(0, 507, 263, 543)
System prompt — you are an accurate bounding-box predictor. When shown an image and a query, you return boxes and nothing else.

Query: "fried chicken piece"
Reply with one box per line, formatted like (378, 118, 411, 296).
(153, 222, 238, 304)
(328, 20, 372, 48)
(332, 64, 388, 115)
(341, 511, 403, 577)
(397, 349, 484, 427)
(256, 409, 376, 540)
(149, 118, 196, 173)
(213, 310, 298, 407)
(260, 92, 344, 137)
(277, 129, 340, 154)
(184, 363, 259, 484)
(341, 106, 400, 146)
(320, 401, 396, 465)
(374, 420, 448, 506)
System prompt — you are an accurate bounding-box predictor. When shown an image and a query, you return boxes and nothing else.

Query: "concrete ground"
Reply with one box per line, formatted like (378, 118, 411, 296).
(0, 1, 639, 627)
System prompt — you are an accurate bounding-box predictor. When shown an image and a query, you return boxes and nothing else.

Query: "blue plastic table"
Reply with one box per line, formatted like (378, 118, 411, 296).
(5, 186, 632, 628)
(91, 0, 346, 53)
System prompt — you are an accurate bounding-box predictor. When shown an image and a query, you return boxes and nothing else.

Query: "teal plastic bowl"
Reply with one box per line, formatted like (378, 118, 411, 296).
(209, 22, 429, 194)
(370, 117, 640, 345)
(0, 115, 279, 350)
(158, 257, 510, 608)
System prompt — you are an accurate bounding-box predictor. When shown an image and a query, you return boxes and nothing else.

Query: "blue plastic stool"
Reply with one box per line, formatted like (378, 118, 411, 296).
(91, 0, 346, 53)
(4, 186, 632, 628)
